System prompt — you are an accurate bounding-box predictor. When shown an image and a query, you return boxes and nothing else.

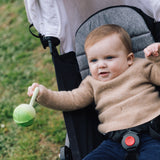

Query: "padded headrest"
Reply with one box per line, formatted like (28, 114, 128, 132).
(75, 6, 154, 79)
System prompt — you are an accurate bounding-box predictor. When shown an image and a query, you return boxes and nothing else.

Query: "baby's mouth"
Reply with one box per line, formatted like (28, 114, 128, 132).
(99, 71, 109, 77)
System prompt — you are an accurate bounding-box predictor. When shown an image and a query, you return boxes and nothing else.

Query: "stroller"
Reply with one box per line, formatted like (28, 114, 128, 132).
(24, 1, 160, 160)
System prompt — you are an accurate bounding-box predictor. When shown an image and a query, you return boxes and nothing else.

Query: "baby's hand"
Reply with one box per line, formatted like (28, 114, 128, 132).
(144, 43, 160, 58)
(28, 83, 39, 97)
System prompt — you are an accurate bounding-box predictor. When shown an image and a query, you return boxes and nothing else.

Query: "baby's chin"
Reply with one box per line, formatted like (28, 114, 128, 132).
(96, 74, 119, 82)
(96, 77, 112, 82)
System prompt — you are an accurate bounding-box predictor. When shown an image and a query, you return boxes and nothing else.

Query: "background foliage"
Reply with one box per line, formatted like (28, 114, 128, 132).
(0, 1, 66, 159)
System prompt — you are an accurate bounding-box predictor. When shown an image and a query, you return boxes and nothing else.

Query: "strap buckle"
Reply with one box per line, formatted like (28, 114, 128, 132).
(121, 131, 140, 152)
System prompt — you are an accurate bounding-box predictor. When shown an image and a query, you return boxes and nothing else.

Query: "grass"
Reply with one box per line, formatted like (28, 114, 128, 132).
(0, 1, 66, 159)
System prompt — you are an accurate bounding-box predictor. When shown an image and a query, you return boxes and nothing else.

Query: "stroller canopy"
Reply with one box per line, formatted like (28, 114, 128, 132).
(24, 0, 160, 53)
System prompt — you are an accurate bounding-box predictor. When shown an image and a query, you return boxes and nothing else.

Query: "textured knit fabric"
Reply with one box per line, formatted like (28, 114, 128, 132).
(37, 56, 160, 134)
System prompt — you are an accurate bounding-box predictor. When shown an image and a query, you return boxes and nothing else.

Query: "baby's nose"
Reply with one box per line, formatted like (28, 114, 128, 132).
(98, 60, 107, 68)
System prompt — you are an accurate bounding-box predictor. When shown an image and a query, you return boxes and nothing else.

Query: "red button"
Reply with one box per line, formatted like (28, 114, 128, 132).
(125, 136, 135, 146)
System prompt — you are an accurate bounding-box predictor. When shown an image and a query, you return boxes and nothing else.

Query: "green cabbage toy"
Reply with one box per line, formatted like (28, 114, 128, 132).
(13, 87, 39, 127)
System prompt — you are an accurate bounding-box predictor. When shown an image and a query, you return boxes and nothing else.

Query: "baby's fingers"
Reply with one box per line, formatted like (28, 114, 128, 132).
(144, 43, 160, 57)
(27, 83, 39, 97)
(152, 51, 159, 57)
(144, 48, 151, 57)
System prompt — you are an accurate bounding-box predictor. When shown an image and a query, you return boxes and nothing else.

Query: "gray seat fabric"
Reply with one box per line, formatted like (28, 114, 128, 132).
(75, 6, 155, 79)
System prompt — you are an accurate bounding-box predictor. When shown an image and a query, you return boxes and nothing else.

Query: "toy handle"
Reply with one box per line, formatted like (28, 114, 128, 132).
(29, 87, 39, 106)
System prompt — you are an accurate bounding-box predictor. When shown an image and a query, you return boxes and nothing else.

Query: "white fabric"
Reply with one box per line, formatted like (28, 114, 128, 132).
(24, 0, 160, 53)
(24, 0, 61, 37)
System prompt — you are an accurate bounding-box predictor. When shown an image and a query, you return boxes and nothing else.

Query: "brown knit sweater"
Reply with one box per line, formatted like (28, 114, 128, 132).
(37, 56, 160, 134)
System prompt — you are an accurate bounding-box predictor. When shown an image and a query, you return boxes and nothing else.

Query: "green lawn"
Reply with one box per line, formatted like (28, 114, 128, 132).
(0, 1, 66, 159)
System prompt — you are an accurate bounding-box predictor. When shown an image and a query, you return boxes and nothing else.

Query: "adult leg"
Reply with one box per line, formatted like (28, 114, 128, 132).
(82, 139, 126, 160)
(139, 134, 160, 160)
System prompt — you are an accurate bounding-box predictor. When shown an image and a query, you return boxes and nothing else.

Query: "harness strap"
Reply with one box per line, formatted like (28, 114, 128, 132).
(104, 117, 160, 160)
(121, 131, 140, 160)
(106, 122, 149, 142)
(149, 116, 160, 140)
(125, 151, 138, 160)
(149, 126, 160, 140)
(104, 122, 149, 160)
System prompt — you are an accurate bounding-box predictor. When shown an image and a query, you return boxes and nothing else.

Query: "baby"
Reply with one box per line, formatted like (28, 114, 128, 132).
(28, 24, 160, 160)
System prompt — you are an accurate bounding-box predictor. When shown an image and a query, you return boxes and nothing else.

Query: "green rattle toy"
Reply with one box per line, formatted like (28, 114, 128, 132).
(13, 87, 39, 127)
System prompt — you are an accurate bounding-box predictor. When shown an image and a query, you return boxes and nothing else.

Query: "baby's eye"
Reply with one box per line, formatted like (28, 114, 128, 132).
(90, 59, 97, 62)
(106, 56, 114, 59)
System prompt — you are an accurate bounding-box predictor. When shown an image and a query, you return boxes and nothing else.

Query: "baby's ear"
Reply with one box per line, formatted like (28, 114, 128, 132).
(127, 52, 134, 66)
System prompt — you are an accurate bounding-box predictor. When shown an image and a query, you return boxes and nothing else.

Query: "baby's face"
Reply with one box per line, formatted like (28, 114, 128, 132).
(86, 34, 133, 82)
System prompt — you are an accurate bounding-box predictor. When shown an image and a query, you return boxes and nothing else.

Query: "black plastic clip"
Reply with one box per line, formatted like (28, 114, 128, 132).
(121, 131, 140, 152)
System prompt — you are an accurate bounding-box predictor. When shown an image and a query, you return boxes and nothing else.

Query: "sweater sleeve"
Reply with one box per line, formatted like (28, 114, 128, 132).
(146, 56, 160, 85)
(36, 76, 94, 111)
